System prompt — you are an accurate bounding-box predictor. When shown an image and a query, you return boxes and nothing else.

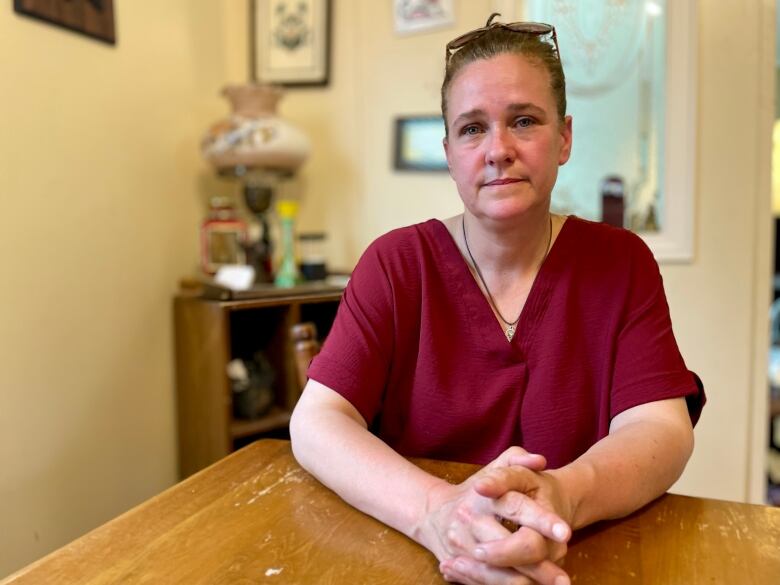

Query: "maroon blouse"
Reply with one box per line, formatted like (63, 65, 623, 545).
(308, 217, 704, 467)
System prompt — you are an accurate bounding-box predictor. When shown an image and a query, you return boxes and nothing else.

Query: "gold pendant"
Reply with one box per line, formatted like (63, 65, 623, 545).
(505, 324, 516, 342)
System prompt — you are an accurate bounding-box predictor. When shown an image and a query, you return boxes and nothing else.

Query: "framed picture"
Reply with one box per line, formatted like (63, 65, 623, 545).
(394, 0, 455, 35)
(14, 0, 116, 45)
(251, 0, 331, 87)
(393, 116, 448, 172)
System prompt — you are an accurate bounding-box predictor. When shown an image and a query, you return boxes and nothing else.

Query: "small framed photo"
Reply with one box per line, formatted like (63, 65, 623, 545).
(14, 0, 116, 45)
(394, 0, 455, 36)
(393, 115, 448, 172)
(252, 0, 331, 87)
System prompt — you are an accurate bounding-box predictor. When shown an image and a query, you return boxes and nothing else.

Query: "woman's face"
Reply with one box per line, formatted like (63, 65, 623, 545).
(443, 53, 572, 222)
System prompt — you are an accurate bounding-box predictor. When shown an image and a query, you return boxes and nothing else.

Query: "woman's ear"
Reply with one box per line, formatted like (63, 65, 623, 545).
(558, 115, 573, 166)
(443, 137, 452, 173)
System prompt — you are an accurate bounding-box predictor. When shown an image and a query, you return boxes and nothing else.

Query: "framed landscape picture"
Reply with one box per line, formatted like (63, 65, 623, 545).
(252, 0, 331, 87)
(393, 116, 448, 172)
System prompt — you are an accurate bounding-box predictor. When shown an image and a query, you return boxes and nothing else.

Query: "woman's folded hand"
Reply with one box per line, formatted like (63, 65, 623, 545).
(415, 446, 572, 585)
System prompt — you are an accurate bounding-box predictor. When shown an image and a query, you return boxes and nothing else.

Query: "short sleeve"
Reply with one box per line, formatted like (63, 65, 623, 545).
(610, 235, 706, 425)
(306, 239, 396, 425)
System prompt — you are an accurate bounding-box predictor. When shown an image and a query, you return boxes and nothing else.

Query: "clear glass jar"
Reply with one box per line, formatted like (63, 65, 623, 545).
(200, 196, 247, 275)
(298, 232, 328, 281)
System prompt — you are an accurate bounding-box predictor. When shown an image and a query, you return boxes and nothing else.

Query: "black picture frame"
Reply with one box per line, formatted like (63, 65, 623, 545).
(14, 0, 116, 45)
(393, 115, 449, 172)
(251, 0, 331, 87)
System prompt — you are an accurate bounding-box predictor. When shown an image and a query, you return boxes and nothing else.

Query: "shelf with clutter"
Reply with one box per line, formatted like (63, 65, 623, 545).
(173, 286, 342, 477)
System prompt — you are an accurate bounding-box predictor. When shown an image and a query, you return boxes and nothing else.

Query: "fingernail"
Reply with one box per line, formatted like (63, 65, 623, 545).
(474, 547, 486, 560)
(555, 576, 570, 585)
(454, 560, 467, 571)
(553, 522, 568, 540)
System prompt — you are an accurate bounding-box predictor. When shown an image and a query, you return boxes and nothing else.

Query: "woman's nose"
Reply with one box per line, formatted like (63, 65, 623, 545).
(485, 128, 516, 165)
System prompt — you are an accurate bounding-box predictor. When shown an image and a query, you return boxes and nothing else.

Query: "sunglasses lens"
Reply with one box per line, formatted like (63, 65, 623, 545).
(506, 22, 553, 35)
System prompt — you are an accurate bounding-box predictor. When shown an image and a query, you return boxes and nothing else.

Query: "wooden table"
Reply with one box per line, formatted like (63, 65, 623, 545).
(4, 440, 779, 584)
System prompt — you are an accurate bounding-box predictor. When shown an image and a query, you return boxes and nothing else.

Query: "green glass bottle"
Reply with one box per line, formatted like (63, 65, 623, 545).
(274, 200, 299, 288)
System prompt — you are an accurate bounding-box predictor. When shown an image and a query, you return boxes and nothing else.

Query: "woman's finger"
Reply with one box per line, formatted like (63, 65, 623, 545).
(487, 446, 547, 471)
(505, 453, 547, 470)
(474, 526, 570, 585)
(474, 471, 570, 543)
(467, 518, 571, 585)
(468, 512, 510, 540)
(512, 558, 570, 585)
(490, 493, 569, 544)
(471, 523, 547, 566)
(446, 519, 479, 554)
(440, 556, 534, 585)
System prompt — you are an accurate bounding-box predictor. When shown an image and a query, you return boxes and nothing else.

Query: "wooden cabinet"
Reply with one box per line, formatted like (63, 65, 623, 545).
(173, 289, 342, 478)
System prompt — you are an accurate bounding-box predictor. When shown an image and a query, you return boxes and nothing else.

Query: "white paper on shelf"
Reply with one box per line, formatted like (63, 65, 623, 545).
(215, 265, 255, 291)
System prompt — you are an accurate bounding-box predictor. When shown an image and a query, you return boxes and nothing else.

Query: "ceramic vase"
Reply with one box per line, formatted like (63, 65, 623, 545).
(202, 84, 311, 173)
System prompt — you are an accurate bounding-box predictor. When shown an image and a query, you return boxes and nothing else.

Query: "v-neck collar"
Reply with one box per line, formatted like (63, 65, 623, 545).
(429, 216, 573, 357)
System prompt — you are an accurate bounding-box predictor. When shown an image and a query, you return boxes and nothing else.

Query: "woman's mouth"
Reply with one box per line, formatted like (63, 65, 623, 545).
(484, 178, 524, 186)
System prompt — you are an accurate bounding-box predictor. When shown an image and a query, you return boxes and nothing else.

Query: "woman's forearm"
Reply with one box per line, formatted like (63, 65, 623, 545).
(548, 398, 694, 530)
(289, 381, 447, 545)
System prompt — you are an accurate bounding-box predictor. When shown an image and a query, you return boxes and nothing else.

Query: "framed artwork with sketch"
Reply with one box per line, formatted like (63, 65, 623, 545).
(251, 0, 331, 87)
(393, 0, 455, 36)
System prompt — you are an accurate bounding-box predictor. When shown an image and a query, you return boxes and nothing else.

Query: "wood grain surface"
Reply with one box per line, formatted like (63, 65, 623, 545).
(4, 440, 779, 584)
(173, 296, 232, 477)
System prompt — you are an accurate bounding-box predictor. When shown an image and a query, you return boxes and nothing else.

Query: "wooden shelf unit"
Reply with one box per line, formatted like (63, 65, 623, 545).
(173, 290, 342, 478)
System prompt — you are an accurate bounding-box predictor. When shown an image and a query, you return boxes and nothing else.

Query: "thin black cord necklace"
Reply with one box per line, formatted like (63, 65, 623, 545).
(462, 214, 553, 342)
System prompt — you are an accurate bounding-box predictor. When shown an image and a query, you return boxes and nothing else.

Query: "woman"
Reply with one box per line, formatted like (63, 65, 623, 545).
(290, 14, 704, 585)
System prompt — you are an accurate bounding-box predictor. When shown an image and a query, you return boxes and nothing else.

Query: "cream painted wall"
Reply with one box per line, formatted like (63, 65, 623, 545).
(658, 0, 772, 502)
(0, 1, 248, 577)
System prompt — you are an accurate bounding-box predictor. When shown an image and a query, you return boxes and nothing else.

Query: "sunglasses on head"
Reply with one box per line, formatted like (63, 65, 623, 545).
(445, 13, 560, 63)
